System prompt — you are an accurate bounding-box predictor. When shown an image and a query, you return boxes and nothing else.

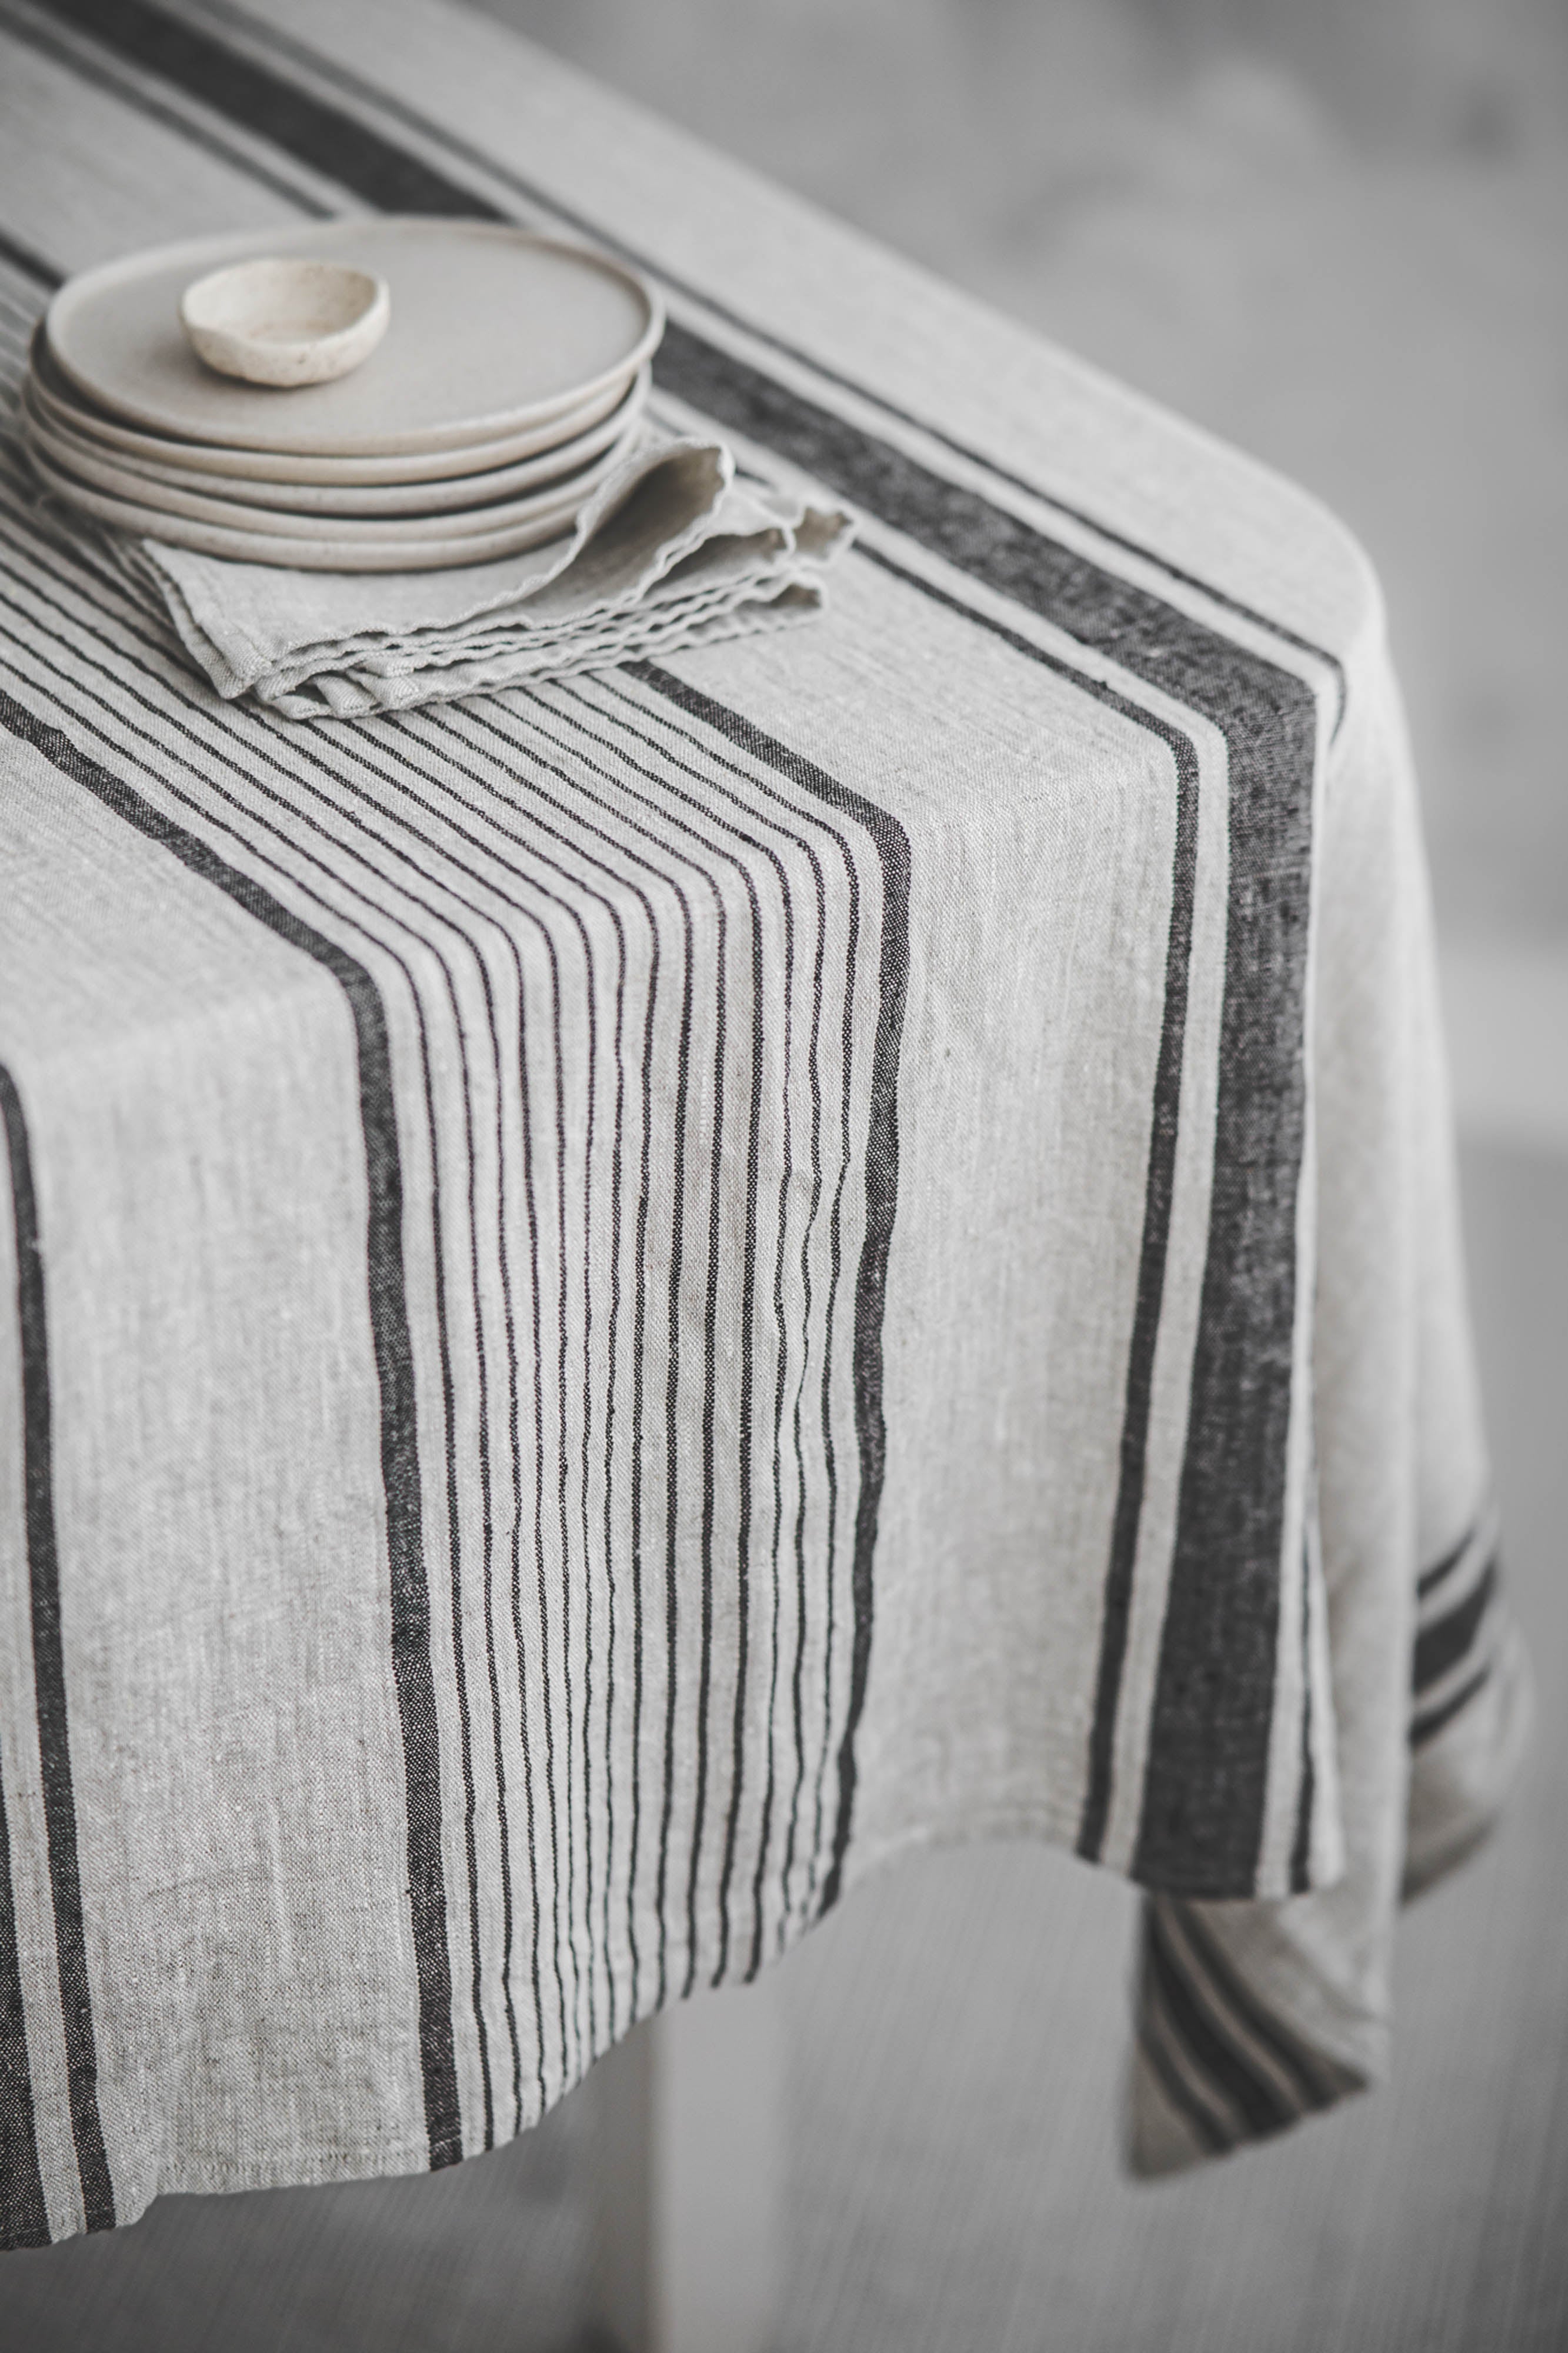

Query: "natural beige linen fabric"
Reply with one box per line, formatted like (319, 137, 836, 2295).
(85, 434, 855, 716)
(0, 0, 1529, 2242)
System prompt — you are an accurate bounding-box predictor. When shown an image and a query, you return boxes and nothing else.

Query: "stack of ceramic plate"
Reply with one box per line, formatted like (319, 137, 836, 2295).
(21, 218, 663, 572)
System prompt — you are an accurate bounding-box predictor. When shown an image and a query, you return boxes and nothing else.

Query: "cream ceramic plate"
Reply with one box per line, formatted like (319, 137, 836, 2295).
(25, 439, 600, 571)
(28, 329, 645, 485)
(22, 368, 649, 516)
(46, 218, 663, 456)
(25, 405, 633, 543)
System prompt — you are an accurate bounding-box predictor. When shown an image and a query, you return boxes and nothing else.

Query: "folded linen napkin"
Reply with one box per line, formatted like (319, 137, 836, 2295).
(76, 434, 855, 719)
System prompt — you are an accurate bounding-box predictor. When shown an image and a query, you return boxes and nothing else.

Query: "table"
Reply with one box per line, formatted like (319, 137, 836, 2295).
(0, 0, 1527, 2337)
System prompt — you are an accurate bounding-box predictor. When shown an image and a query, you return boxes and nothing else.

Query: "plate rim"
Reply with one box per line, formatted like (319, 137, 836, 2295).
(24, 402, 635, 541)
(22, 369, 649, 516)
(25, 437, 597, 572)
(28, 336, 647, 484)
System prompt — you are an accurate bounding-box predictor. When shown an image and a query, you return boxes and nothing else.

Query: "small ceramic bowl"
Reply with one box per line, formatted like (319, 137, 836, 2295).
(178, 257, 391, 388)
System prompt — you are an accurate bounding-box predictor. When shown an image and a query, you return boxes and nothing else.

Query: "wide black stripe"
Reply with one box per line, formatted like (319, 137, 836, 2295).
(1144, 1905, 1294, 2140)
(0, 691, 465, 2171)
(36, 0, 1316, 1891)
(1132, 662, 1314, 1891)
(635, 668, 910, 1912)
(1414, 1556, 1497, 1697)
(0, 1059, 114, 2231)
(1411, 1662, 1493, 1751)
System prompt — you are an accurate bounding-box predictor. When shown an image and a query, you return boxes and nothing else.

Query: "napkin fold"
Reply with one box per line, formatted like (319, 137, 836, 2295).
(75, 434, 855, 719)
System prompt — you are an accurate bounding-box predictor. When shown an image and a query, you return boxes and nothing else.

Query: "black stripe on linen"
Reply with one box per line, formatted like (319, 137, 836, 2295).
(1412, 1662, 1493, 1752)
(34, 0, 1317, 1894)
(0, 1076, 53, 2249)
(633, 668, 910, 1915)
(0, 1732, 49, 2248)
(1143, 1905, 1295, 2141)
(1290, 1528, 1315, 1895)
(1414, 1555, 1497, 1697)
(0, 694, 465, 2172)
(0, 1061, 114, 2232)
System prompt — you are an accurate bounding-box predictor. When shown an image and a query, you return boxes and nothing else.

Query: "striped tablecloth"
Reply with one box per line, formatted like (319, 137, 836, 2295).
(0, 0, 1530, 2247)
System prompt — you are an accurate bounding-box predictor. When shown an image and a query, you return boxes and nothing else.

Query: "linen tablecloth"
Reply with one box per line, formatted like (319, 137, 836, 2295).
(0, 0, 1529, 2245)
